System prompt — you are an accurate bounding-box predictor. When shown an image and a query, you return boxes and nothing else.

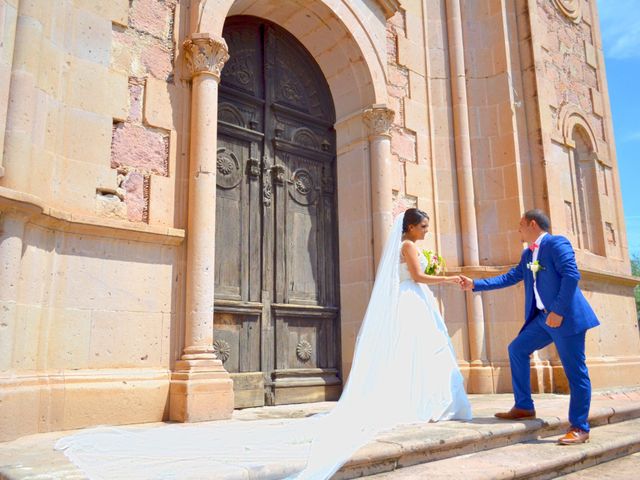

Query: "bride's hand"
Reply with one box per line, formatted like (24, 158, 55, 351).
(445, 275, 462, 285)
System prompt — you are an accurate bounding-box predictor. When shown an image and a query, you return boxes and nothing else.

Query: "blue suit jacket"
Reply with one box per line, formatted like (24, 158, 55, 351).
(473, 234, 600, 337)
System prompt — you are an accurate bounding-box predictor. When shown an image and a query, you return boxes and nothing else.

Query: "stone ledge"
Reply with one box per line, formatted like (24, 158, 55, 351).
(448, 265, 640, 287)
(0, 368, 172, 443)
(0, 186, 185, 246)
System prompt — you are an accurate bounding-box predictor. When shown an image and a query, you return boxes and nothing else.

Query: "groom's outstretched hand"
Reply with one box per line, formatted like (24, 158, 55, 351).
(459, 275, 474, 291)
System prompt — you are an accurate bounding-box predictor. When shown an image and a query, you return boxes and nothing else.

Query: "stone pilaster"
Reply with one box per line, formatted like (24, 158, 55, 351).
(363, 105, 395, 266)
(169, 32, 234, 422)
(445, 0, 492, 392)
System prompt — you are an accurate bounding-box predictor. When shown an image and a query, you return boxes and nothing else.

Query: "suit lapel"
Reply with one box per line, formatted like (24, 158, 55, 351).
(536, 234, 550, 267)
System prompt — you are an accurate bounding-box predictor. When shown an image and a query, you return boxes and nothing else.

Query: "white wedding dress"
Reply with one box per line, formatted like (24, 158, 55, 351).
(55, 215, 471, 479)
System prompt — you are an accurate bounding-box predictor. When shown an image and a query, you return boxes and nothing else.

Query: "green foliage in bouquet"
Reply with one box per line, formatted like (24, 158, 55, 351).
(421, 249, 446, 275)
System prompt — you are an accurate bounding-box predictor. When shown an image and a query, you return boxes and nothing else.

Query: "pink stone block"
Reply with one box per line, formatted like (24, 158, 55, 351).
(111, 123, 169, 176)
(128, 78, 145, 123)
(121, 170, 148, 222)
(391, 128, 417, 163)
(130, 0, 175, 39)
(141, 43, 174, 80)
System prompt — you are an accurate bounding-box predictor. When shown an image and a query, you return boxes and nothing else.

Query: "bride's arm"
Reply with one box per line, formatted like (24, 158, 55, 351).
(401, 241, 460, 286)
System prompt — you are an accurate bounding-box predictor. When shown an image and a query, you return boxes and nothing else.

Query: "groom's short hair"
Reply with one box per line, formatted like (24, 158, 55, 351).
(524, 209, 551, 231)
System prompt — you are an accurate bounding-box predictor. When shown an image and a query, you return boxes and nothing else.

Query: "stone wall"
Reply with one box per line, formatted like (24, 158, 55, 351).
(532, 0, 627, 272)
(0, 0, 638, 441)
(0, 0, 187, 442)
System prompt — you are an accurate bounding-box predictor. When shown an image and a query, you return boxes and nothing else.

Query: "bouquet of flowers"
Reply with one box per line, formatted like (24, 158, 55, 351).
(421, 249, 446, 275)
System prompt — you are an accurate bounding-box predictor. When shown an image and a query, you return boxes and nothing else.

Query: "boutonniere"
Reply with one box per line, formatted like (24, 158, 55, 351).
(526, 260, 544, 278)
(421, 249, 446, 275)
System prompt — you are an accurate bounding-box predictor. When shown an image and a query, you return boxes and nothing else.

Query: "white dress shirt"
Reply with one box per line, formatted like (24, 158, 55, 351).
(531, 232, 547, 310)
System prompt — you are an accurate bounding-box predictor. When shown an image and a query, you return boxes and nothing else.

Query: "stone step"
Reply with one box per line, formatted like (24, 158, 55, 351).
(555, 451, 640, 479)
(334, 394, 640, 479)
(367, 417, 640, 480)
(1, 391, 639, 479)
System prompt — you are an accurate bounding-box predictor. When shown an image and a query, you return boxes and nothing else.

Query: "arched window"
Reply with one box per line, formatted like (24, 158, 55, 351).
(570, 125, 605, 255)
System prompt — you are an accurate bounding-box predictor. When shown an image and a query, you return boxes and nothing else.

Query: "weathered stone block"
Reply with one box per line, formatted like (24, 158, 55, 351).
(73, 0, 129, 27)
(63, 107, 112, 165)
(584, 40, 597, 69)
(591, 87, 603, 117)
(130, 0, 175, 40)
(144, 76, 179, 130)
(391, 128, 417, 162)
(111, 123, 169, 175)
(397, 35, 425, 74)
(71, 6, 112, 66)
(141, 42, 174, 81)
(148, 171, 175, 226)
(405, 161, 430, 198)
(120, 169, 149, 222)
(403, 96, 427, 134)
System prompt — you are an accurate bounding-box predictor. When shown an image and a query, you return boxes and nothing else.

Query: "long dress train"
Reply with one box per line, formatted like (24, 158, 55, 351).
(55, 215, 471, 479)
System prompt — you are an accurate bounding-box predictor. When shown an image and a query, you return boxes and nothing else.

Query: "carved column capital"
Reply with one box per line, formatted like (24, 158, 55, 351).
(363, 105, 395, 138)
(183, 33, 230, 81)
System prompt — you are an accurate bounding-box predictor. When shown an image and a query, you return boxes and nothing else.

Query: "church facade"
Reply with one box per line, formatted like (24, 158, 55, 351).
(1, 0, 638, 441)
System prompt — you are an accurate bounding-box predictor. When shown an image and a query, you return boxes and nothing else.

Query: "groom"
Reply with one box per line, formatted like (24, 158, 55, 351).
(460, 209, 599, 445)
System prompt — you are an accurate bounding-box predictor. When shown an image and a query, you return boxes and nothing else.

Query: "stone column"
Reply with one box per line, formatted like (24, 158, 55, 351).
(169, 33, 234, 422)
(0, 211, 26, 369)
(0, 0, 21, 178)
(363, 105, 395, 266)
(445, 0, 492, 392)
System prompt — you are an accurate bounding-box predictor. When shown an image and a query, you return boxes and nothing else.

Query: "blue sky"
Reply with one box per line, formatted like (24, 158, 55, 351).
(596, 0, 640, 256)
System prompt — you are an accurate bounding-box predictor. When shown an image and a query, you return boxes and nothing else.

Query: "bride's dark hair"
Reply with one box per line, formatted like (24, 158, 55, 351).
(402, 208, 429, 233)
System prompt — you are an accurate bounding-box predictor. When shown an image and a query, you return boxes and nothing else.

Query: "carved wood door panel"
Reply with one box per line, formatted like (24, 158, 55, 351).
(215, 17, 340, 407)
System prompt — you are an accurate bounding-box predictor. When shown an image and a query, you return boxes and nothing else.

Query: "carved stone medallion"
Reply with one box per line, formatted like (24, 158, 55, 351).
(289, 168, 317, 205)
(213, 339, 231, 363)
(216, 149, 243, 189)
(296, 340, 312, 362)
(552, 0, 582, 23)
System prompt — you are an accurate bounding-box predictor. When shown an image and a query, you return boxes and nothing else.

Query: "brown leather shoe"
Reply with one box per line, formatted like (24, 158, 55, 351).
(494, 407, 536, 420)
(557, 428, 590, 445)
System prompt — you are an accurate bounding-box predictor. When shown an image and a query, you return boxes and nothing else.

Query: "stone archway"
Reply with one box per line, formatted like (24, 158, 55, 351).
(170, 0, 399, 422)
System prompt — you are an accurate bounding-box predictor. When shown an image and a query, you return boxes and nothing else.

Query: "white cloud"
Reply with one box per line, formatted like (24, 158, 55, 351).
(597, 0, 640, 59)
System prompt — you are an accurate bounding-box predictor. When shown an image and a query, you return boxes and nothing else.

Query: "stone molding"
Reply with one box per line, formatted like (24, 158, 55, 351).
(557, 103, 601, 152)
(552, 0, 582, 24)
(183, 33, 230, 80)
(363, 105, 395, 138)
(0, 186, 184, 245)
(374, 0, 402, 19)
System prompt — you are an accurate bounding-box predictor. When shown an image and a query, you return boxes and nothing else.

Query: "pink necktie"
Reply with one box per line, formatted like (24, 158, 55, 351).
(529, 242, 538, 252)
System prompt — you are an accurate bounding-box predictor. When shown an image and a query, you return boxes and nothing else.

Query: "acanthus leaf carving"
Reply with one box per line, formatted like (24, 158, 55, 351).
(183, 33, 230, 80)
(363, 105, 395, 138)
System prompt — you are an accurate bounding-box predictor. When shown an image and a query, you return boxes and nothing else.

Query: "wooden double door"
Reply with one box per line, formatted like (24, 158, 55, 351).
(214, 17, 341, 407)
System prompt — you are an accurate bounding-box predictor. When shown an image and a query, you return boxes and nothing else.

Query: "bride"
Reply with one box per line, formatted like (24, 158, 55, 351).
(56, 209, 472, 480)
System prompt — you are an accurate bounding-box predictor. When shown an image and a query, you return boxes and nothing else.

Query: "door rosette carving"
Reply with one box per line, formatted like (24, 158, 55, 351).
(213, 339, 231, 363)
(296, 340, 313, 362)
(289, 168, 318, 205)
(216, 148, 243, 189)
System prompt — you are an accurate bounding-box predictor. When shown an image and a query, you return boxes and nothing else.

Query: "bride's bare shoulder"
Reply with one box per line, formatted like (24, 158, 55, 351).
(400, 240, 418, 254)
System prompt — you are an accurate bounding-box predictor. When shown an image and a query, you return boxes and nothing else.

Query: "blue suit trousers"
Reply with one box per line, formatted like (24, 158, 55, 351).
(509, 312, 591, 432)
